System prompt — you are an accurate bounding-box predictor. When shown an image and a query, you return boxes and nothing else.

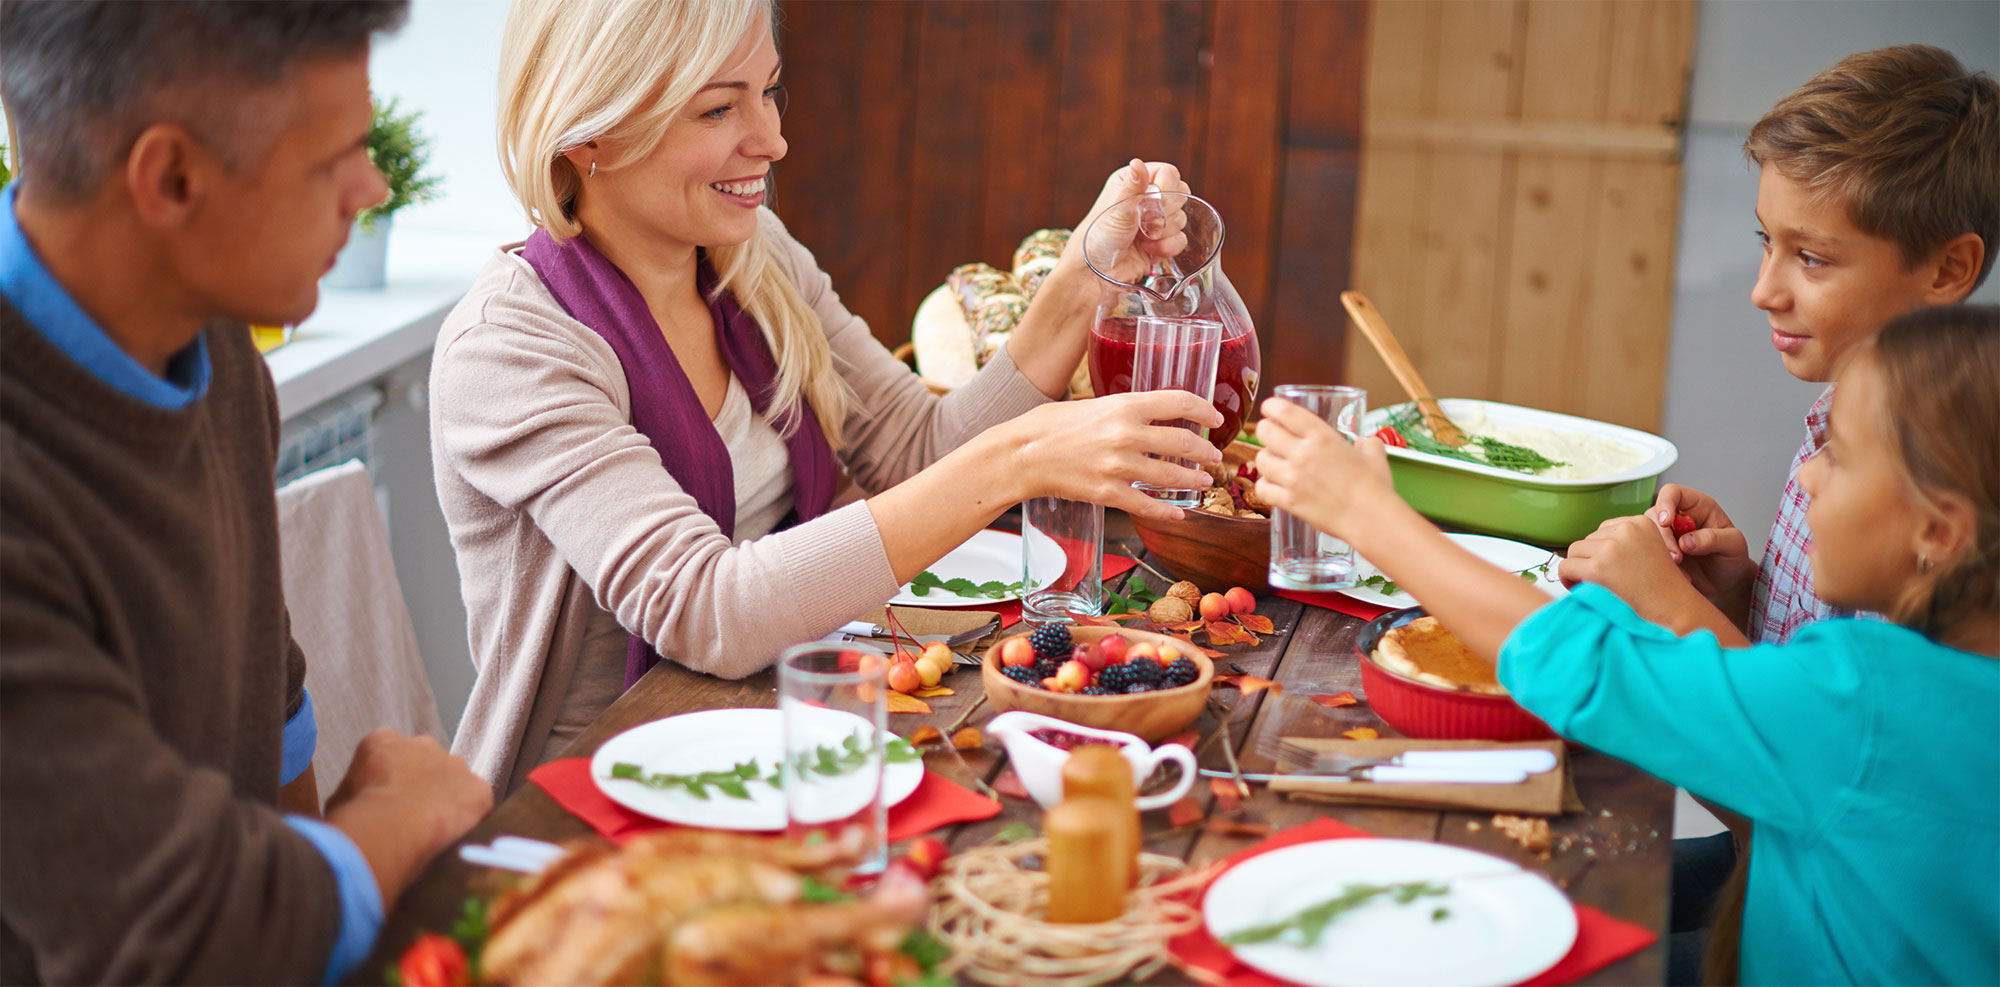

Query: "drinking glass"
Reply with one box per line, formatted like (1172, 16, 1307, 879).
(1267, 385, 1367, 590)
(1022, 496, 1105, 623)
(1082, 189, 1261, 449)
(777, 641, 889, 874)
(1130, 316, 1222, 506)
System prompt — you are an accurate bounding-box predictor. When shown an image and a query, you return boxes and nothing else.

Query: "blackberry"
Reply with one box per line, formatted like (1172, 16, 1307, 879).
(1029, 623, 1074, 663)
(1161, 656, 1200, 688)
(1079, 684, 1112, 696)
(1124, 659, 1163, 688)
(1033, 657, 1062, 680)
(1002, 665, 1044, 688)
(1125, 682, 1155, 694)
(1097, 662, 1138, 692)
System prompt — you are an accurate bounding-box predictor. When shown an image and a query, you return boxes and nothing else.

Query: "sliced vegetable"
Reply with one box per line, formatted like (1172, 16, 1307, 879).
(1372, 426, 1408, 448)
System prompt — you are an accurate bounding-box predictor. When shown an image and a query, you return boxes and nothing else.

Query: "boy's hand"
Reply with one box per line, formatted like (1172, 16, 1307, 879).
(1253, 396, 1396, 536)
(1560, 515, 1707, 608)
(1647, 484, 1758, 606)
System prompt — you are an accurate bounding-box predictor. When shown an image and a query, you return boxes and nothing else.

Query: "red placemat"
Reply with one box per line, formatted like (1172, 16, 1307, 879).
(1169, 818, 1657, 986)
(994, 553, 1140, 627)
(529, 758, 1000, 844)
(1274, 588, 1397, 621)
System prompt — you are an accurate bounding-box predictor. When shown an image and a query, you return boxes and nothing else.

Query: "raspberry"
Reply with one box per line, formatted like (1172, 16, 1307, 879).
(1002, 665, 1043, 688)
(1161, 656, 1200, 688)
(1029, 623, 1074, 663)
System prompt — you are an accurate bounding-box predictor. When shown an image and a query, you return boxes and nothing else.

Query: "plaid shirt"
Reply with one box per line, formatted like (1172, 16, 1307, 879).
(1747, 386, 1877, 643)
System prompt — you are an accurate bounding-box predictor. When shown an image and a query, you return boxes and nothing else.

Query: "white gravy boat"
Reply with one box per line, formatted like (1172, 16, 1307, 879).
(986, 711, 1199, 811)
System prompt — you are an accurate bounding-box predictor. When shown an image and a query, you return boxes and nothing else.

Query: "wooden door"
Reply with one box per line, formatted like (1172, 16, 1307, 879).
(1347, 0, 1696, 431)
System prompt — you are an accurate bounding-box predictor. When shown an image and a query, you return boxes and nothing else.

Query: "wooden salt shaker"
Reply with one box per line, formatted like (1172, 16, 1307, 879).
(1062, 743, 1141, 887)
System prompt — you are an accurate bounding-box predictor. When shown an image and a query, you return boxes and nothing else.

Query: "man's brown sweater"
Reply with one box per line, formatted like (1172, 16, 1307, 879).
(1, 299, 339, 983)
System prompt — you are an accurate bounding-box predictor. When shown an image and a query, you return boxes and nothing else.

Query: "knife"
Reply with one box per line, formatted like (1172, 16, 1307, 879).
(1197, 765, 1530, 785)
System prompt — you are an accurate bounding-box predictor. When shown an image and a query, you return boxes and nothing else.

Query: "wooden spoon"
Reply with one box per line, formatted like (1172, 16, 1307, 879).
(1339, 290, 1469, 447)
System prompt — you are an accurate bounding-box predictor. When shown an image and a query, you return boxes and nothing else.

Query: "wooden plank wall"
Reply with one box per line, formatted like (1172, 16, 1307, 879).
(1347, 0, 1695, 432)
(773, 0, 1367, 391)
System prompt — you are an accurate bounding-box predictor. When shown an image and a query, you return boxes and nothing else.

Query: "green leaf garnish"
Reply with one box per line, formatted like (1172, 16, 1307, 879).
(608, 732, 913, 800)
(909, 569, 1024, 600)
(1221, 881, 1450, 947)
(1383, 404, 1567, 475)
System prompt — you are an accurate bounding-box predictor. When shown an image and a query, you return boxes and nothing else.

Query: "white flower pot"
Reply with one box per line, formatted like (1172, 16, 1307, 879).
(324, 215, 391, 290)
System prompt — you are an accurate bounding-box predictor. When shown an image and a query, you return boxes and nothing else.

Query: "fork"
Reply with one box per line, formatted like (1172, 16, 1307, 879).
(1269, 738, 1392, 774)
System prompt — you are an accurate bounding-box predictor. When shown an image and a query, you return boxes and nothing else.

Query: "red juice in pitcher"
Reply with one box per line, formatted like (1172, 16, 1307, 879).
(1087, 315, 1262, 450)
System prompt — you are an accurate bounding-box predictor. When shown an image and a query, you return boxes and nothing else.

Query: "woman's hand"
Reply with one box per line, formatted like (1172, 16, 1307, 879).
(996, 389, 1223, 520)
(1253, 396, 1397, 537)
(1067, 159, 1192, 285)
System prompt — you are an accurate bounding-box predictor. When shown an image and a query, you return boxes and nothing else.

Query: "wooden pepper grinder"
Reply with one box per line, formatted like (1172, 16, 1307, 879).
(1061, 743, 1141, 888)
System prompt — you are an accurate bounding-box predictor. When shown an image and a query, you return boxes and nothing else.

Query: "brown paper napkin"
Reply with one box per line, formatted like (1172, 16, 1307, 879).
(855, 605, 1001, 651)
(1269, 737, 1583, 816)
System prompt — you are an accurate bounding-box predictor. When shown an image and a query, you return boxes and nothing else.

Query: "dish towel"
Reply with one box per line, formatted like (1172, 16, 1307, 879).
(276, 460, 445, 800)
(1167, 818, 1657, 986)
(529, 757, 1001, 844)
(1273, 588, 1398, 621)
(994, 554, 1141, 627)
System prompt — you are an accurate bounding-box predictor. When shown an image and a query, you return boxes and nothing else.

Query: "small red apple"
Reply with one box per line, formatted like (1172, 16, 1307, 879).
(1126, 642, 1160, 665)
(998, 636, 1036, 669)
(1097, 633, 1131, 666)
(887, 659, 922, 694)
(1199, 593, 1230, 621)
(1224, 586, 1256, 615)
(1056, 659, 1091, 692)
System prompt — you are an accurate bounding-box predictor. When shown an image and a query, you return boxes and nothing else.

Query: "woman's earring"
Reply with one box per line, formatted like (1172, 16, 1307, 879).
(1919, 553, 1934, 572)
(589, 161, 597, 178)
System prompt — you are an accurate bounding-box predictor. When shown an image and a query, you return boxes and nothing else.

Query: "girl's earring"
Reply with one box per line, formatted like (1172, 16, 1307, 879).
(589, 161, 597, 178)
(1919, 553, 1933, 572)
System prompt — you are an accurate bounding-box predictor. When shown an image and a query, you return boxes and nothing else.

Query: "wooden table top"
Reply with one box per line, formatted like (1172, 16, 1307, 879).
(358, 517, 1671, 984)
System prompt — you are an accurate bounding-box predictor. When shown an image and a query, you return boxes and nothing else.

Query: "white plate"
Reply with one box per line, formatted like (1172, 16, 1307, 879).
(1338, 533, 1566, 610)
(890, 528, 1058, 607)
(1204, 839, 1577, 987)
(590, 708, 924, 831)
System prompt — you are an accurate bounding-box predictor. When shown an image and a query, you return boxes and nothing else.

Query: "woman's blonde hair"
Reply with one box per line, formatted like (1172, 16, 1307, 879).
(497, 0, 851, 445)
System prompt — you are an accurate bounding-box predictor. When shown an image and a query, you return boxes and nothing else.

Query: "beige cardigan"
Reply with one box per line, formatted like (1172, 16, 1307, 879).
(430, 208, 1052, 791)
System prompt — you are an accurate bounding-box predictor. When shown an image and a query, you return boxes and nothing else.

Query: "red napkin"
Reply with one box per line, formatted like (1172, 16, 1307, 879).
(1274, 588, 1397, 621)
(528, 758, 1001, 844)
(995, 553, 1140, 627)
(1168, 818, 1657, 986)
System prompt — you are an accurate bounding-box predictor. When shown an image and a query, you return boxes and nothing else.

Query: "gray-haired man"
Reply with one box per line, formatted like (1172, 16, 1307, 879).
(0, 3, 490, 982)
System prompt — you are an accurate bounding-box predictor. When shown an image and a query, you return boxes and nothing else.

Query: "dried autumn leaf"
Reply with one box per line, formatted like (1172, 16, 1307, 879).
(1214, 674, 1282, 696)
(1311, 692, 1359, 709)
(991, 769, 1031, 801)
(910, 686, 955, 698)
(885, 692, 933, 715)
(1205, 621, 1257, 646)
(950, 727, 983, 750)
(1235, 613, 1276, 635)
(908, 726, 944, 746)
(1206, 820, 1275, 838)
(1159, 620, 1206, 633)
(1341, 727, 1380, 741)
(1069, 612, 1122, 627)
(1167, 796, 1204, 829)
(1207, 777, 1245, 814)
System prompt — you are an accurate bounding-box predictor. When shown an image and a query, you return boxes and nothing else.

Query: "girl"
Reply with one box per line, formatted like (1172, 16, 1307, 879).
(435, 0, 1220, 792)
(1253, 304, 1998, 985)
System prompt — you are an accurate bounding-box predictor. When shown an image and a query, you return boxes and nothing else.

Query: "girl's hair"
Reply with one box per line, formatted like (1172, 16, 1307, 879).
(495, 0, 851, 445)
(1863, 303, 2000, 635)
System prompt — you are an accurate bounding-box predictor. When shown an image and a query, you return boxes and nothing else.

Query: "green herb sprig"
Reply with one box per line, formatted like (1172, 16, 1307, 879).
(1384, 405, 1566, 475)
(910, 570, 1026, 599)
(1354, 554, 1555, 598)
(1103, 574, 1163, 615)
(608, 734, 920, 800)
(1221, 881, 1450, 947)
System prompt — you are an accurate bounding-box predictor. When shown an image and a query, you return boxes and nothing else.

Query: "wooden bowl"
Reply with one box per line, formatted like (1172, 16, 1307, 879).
(980, 625, 1213, 743)
(1130, 440, 1269, 593)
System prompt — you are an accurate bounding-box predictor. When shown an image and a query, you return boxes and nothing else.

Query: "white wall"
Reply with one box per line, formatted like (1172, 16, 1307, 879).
(370, 0, 522, 240)
(1661, 1, 2000, 557)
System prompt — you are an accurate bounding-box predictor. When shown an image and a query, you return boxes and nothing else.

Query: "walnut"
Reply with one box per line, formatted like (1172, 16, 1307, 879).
(1147, 596, 1195, 623)
(1167, 580, 1203, 607)
(1199, 488, 1237, 516)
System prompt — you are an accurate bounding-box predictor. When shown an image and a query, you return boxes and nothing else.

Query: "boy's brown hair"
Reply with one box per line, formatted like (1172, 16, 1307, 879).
(1746, 44, 2000, 291)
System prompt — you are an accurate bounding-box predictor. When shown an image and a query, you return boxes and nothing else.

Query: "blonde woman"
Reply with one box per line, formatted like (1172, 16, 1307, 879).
(434, 0, 1223, 791)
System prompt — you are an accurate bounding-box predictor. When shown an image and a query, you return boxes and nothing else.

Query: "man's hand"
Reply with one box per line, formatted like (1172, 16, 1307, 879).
(324, 730, 491, 902)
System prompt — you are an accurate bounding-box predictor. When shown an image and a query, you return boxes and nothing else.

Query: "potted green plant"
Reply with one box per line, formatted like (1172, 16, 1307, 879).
(326, 96, 441, 290)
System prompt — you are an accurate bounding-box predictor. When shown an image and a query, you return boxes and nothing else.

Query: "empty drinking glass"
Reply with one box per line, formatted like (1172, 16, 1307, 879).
(1267, 385, 1367, 590)
(1021, 496, 1105, 624)
(1130, 315, 1223, 506)
(777, 642, 889, 873)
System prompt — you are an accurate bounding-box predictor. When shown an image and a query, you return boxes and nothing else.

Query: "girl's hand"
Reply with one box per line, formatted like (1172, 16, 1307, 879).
(998, 389, 1223, 520)
(1253, 395, 1395, 537)
(1558, 515, 1705, 603)
(1067, 159, 1192, 285)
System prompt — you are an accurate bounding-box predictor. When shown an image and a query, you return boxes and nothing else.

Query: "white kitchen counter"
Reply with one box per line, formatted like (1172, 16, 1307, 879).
(266, 226, 507, 419)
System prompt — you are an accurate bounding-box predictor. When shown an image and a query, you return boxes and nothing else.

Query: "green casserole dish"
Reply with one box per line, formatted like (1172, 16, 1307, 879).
(1359, 400, 1679, 548)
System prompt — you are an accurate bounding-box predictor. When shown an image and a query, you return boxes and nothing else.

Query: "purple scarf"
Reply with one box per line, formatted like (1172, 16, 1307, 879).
(522, 230, 837, 686)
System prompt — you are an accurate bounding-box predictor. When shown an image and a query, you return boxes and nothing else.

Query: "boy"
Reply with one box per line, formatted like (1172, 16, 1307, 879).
(0, 2, 489, 982)
(1562, 44, 1997, 647)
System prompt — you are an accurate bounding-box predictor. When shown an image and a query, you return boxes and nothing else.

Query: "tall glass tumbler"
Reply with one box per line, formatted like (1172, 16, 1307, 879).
(1130, 316, 1223, 506)
(777, 642, 889, 874)
(1022, 497, 1105, 624)
(1267, 385, 1368, 590)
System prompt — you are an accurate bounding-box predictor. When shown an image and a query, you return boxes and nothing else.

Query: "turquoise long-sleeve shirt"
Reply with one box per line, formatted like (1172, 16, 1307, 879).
(1500, 584, 1999, 985)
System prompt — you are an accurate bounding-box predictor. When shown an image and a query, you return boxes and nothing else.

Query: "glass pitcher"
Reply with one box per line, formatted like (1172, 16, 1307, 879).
(1082, 189, 1262, 449)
